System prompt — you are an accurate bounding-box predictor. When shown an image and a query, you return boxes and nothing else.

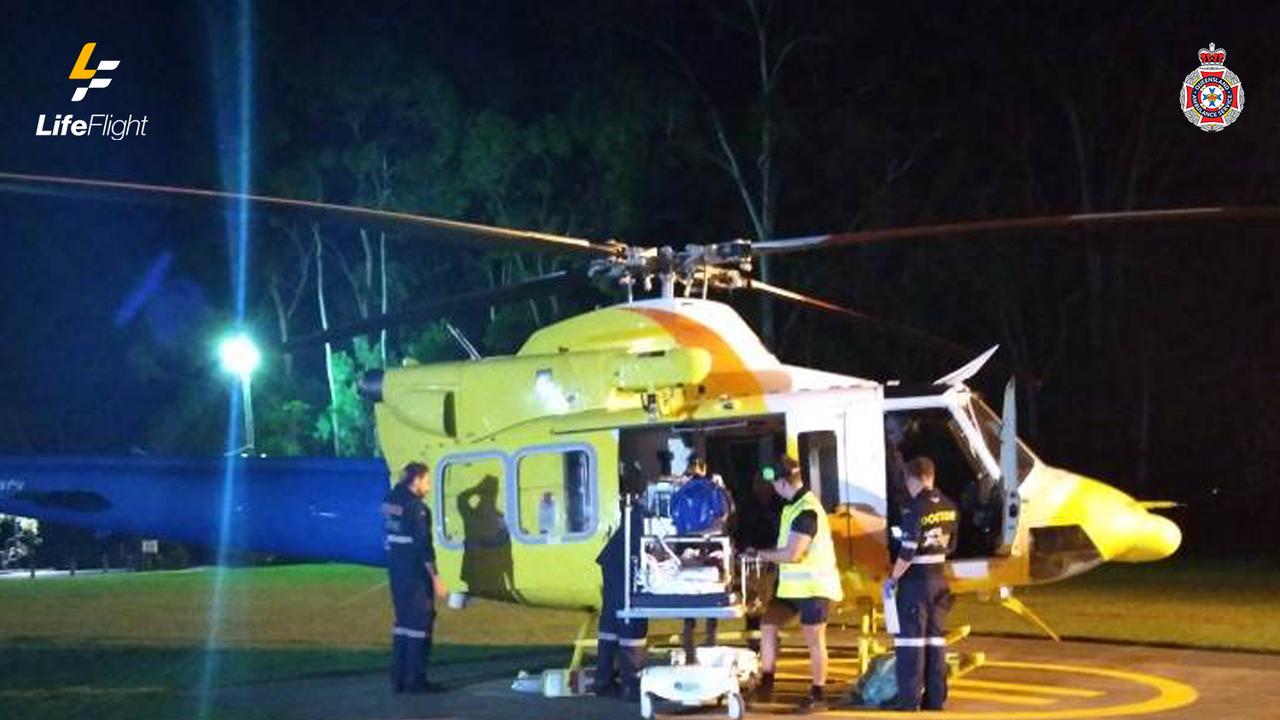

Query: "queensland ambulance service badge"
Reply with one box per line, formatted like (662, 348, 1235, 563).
(1181, 42, 1243, 131)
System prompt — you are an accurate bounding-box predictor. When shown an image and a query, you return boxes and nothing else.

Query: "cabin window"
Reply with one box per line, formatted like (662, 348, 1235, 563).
(437, 453, 509, 549)
(513, 446, 596, 543)
(798, 430, 841, 512)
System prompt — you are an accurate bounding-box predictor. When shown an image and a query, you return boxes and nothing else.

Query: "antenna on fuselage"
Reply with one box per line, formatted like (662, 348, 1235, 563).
(445, 321, 483, 360)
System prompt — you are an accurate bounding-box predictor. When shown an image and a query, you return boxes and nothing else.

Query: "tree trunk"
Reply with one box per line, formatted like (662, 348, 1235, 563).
(267, 275, 294, 380)
(314, 225, 341, 456)
(379, 231, 388, 368)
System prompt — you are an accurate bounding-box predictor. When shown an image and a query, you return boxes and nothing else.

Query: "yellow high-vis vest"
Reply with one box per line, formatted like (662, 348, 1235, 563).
(775, 490, 844, 601)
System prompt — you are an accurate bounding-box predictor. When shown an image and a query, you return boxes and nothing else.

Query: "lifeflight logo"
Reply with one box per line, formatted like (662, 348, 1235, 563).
(69, 42, 119, 102)
(34, 43, 148, 140)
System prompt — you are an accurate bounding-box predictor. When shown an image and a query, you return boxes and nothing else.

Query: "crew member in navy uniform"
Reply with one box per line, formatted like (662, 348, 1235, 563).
(594, 492, 649, 701)
(886, 456, 957, 711)
(383, 461, 447, 693)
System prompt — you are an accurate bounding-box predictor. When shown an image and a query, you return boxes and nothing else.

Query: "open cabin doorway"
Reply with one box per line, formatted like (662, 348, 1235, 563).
(885, 406, 1004, 559)
(618, 416, 786, 550)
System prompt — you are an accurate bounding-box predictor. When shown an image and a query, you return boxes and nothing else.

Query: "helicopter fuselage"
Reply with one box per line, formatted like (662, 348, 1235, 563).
(370, 297, 1181, 613)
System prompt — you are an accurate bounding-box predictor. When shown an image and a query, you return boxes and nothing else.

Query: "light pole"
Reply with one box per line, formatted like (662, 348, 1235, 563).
(218, 332, 261, 454)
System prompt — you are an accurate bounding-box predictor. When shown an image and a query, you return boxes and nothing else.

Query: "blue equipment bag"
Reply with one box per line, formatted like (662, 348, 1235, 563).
(850, 653, 898, 707)
(671, 477, 728, 535)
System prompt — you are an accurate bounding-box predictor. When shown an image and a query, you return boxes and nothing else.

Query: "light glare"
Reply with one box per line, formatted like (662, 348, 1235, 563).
(218, 333, 260, 377)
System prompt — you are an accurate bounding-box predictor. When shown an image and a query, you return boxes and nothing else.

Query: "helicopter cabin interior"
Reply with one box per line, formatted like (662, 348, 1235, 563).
(883, 384, 1028, 560)
(618, 414, 846, 526)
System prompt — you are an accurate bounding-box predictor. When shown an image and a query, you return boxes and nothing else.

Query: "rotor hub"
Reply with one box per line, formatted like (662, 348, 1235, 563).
(588, 240, 754, 300)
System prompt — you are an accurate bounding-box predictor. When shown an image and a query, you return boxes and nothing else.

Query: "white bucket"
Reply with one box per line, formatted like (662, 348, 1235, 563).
(541, 669, 569, 697)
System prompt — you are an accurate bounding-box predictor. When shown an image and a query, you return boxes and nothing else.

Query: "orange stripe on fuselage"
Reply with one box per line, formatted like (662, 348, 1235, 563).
(625, 308, 785, 398)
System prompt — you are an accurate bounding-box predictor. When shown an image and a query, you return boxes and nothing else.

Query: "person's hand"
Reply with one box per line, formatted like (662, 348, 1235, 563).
(882, 578, 897, 596)
(433, 577, 449, 600)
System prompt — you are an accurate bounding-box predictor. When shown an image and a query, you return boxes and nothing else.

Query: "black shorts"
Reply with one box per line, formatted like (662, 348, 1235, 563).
(765, 596, 830, 625)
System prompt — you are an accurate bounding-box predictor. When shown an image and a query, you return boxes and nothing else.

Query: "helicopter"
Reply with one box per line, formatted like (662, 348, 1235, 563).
(2, 170, 1265, 637)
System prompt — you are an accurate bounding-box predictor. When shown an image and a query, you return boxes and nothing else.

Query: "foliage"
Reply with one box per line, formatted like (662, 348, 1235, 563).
(256, 398, 315, 457)
(401, 321, 462, 365)
(311, 338, 383, 456)
(481, 305, 539, 356)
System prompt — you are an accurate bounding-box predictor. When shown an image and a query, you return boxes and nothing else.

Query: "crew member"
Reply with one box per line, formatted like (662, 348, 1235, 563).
(594, 493, 649, 701)
(753, 456, 844, 713)
(383, 461, 447, 693)
(886, 456, 958, 711)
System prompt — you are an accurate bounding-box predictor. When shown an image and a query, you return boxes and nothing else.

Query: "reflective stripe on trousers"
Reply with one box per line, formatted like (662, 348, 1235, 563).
(892, 636, 947, 647)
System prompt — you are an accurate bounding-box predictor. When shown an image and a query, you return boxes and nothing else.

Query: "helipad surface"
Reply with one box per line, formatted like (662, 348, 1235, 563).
(212, 634, 1280, 719)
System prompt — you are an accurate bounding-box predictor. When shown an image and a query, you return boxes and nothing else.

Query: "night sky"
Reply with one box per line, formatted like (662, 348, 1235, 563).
(0, 1, 1276, 556)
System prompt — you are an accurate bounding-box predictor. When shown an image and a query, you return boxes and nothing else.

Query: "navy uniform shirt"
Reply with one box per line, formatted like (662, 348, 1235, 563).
(383, 482, 435, 578)
(895, 488, 958, 581)
(598, 501, 645, 571)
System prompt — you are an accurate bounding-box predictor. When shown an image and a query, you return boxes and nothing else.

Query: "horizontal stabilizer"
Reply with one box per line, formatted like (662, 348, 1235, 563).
(1136, 500, 1183, 511)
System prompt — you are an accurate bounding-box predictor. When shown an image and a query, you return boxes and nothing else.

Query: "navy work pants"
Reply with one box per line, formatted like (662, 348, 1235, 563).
(389, 570, 435, 692)
(595, 575, 648, 695)
(893, 576, 950, 711)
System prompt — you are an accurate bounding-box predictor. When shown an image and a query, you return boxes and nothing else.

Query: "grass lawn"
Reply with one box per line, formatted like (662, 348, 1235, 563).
(0, 564, 587, 719)
(0, 558, 1277, 718)
(950, 558, 1280, 652)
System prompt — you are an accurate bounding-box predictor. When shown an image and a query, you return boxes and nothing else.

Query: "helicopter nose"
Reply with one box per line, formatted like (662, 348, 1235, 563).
(1058, 472, 1182, 563)
(1112, 510, 1181, 562)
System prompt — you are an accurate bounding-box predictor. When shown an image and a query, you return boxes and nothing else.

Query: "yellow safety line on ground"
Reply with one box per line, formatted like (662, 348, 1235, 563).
(948, 689, 1056, 707)
(820, 661, 1197, 719)
(952, 678, 1105, 699)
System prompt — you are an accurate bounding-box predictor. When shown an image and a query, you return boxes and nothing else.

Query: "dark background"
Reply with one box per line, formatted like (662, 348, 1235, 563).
(0, 1, 1276, 558)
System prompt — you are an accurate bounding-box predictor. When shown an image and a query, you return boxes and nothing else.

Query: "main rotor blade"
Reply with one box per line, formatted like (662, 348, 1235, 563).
(0, 171, 618, 258)
(754, 205, 1280, 255)
(749, 279, 976, 360)
(283, 271, 583, 350)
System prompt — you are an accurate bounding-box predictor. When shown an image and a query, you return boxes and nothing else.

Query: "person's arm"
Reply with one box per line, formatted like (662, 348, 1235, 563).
(889, 505, 920, 582)
(758, 531, 812, 563)
(756, 510, 817, 563)
(426, 561, 446, 599)
(420, 506, 447, 599)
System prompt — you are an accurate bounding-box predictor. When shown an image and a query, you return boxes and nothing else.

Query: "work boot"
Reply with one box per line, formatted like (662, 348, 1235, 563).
(404, 680, 448, 694)
(796, 688, 829, 714)
(593, 682, 621, 699)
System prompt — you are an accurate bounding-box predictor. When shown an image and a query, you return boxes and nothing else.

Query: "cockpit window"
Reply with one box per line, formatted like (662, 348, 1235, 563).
(968, 398, 1037, 485)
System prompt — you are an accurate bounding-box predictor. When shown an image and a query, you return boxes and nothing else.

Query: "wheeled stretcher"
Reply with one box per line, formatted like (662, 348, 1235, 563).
(615, 495, 772, 719)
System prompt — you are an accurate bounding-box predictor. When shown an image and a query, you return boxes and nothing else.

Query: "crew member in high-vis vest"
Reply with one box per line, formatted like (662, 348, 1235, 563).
(383, 461, 447, 694)
(886, 456, 958, 711)
(752, 456, 844, 713)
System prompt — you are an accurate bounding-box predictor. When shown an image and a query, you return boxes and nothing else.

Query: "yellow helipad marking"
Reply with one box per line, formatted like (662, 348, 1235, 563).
(822, 660, 1198, 719)
(952, 678, 1104, 699)
(948, 689, 1055, 706)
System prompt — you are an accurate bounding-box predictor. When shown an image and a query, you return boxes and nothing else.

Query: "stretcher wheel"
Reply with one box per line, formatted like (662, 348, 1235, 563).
(640, 691, 655, 720)
(726, 692, 744, 720)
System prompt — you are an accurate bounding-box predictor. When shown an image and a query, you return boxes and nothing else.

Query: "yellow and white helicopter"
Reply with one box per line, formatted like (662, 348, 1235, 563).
(3, 171, 1260, 642)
